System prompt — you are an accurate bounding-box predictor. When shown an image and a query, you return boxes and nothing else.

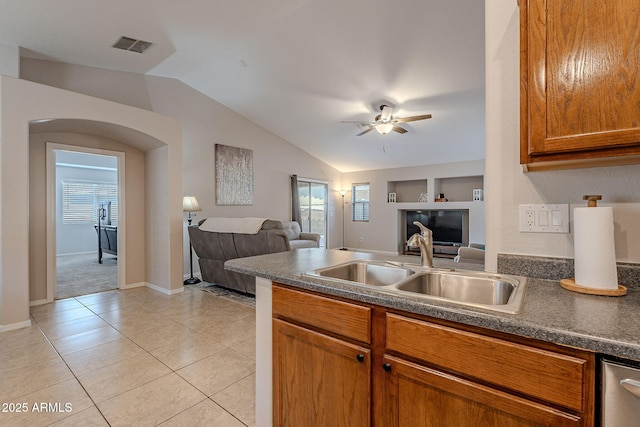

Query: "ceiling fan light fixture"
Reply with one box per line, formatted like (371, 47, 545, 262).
(375, 123, 394, 135)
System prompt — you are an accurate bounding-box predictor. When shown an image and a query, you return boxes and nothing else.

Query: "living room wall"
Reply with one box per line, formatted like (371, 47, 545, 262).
(21, 58, 344, 276)
(341, 160, 485, 253)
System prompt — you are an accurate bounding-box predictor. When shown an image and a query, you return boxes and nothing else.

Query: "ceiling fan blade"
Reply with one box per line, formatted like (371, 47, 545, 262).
(341, 120, 372, 125)
(356, 127, 375, 136)
(380, 105, 394, 121)
(392, 126, 408, 134)
(395, 114, 432, 123)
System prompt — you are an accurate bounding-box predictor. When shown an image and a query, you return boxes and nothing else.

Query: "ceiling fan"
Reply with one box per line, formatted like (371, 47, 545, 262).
(342, 105, 432, 136)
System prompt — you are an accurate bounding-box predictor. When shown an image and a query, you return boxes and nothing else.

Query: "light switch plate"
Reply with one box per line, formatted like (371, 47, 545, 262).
(519, 204, 569, 233)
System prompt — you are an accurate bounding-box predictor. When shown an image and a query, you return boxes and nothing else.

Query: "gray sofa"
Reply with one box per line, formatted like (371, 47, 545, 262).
(188, 219, 290, 294)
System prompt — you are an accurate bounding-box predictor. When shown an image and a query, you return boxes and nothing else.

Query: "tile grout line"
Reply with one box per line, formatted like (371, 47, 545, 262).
(29, 287, 255, 426)
(30, 309, 112, 427)
(77, 288, 253, 426)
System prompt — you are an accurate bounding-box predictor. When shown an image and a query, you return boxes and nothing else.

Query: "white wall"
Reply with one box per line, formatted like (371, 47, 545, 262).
(0, 43, 19, 77)
(20, 59, 344, 270)
(0, 76, 182, 330)
(485, 1, 640, 272)
(341, 160, 485, 253)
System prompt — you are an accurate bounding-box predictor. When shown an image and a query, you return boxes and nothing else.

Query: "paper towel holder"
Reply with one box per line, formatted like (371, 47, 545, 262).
(560, 278, 627, 296)
(560, 194, 627, 296)
(583, 194, 602, 207)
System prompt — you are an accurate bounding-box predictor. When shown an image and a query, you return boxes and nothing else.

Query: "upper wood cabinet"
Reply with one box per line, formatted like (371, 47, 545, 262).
(520, 0, 640, 171)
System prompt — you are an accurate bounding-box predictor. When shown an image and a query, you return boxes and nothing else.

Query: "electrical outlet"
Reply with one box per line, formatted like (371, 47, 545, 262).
(359, 236, 364, 243)
(519, 204, 569, 233)
(526, 209, 535, 228)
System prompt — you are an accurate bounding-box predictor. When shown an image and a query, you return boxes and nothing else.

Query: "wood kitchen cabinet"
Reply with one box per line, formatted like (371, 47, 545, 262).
(272, 284, 595, 426)
(520, 0, 640, 171)
(272, 285, 372, 427)
(382, 313, 595, 426)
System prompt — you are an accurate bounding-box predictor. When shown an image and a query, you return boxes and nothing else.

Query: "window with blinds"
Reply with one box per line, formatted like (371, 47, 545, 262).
(352, 183, 370, 222)
(62, 181, 118, 224)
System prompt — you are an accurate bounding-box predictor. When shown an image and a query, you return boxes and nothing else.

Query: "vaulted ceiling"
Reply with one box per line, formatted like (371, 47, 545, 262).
(0, 0, 485, 172)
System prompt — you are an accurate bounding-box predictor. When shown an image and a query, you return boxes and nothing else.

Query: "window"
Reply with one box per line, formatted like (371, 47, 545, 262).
(62, 181, 118, 224)
(352, 183, 369, 222)
(297, 179, 328, 248)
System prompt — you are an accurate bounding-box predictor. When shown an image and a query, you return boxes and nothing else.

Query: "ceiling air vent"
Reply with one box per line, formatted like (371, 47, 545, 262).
(112, 36, 153, 54)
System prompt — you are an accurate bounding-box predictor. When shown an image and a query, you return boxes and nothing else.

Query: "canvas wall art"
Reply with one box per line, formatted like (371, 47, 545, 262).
(215, 144, 254, 205)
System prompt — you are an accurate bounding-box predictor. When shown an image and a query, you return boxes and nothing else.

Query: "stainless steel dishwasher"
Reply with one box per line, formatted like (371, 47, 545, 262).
(602, 359, 640, 426)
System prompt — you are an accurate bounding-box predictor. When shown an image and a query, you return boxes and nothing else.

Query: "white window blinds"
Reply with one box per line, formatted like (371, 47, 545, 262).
(352, 183, 370, 222)
(62, 181, 118, 224)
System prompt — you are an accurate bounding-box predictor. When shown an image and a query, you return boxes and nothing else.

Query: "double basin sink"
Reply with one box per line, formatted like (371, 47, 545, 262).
(303, 260, 527, 314)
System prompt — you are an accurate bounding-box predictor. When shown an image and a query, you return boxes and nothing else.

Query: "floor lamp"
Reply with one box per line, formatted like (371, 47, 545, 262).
(183, 196, 202, 285)
(339, 190, 348, 250)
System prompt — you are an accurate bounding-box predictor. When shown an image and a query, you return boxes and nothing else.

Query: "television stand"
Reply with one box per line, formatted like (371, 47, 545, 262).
(433, 244, 459, 259)
(403, 245, 459, 259)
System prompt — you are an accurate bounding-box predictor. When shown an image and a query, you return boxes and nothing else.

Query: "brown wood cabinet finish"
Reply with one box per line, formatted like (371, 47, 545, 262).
(272, 284, 595, 426)
(386, 313, 588, 411)
(273, 319, 371, 427)
(520, 0, 640, 170)
(272, 284, 371, 343)
(382, 355, 582, 427)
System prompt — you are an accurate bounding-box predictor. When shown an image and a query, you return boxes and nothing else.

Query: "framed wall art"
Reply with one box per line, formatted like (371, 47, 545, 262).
(215, 144, 254, 205)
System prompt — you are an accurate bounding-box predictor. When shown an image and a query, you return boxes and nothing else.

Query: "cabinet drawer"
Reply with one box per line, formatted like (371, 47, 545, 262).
(386, 313, 589, 411)
(273, 285, 371, 343)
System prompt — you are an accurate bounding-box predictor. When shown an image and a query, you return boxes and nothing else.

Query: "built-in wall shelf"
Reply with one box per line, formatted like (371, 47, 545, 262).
(434, 175, 483, 202)
(387, 179, 428, 203)
(386, 175, 484, 204)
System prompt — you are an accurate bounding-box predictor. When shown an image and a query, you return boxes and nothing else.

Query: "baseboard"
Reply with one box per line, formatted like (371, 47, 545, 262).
(0, 319, 32, 332)
(120, 282, 146, 290)
(29, 299, 50, 307)
(145, 282, 184, 295)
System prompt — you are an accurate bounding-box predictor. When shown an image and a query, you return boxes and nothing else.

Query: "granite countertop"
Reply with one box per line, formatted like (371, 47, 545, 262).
(225, 248, 640, 362)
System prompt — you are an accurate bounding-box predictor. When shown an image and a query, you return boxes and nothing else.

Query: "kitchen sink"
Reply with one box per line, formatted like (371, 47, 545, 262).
(395, 272, 518, 306)
(309, 261, 415, 286)
(303, 261, 527, 314)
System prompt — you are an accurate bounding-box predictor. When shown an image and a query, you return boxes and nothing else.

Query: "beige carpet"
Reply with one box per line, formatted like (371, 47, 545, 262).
(56, 252, 118, 299)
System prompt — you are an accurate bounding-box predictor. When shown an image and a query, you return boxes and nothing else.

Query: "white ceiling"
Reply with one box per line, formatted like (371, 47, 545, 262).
(0, 0, 486, 172)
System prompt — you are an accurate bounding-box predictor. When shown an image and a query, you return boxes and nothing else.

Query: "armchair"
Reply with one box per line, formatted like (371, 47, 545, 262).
(281, 221, 321, 249)
(454, 243, 485, 265)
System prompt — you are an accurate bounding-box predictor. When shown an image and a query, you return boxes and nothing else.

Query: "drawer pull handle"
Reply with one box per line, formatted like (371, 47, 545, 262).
(356, 354, 365, 363)
(383, 363, 392, 372)
(620, 379, 640, 398)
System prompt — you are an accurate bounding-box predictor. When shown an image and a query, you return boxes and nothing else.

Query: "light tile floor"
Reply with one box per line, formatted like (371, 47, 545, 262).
(0, 285, 256, 426)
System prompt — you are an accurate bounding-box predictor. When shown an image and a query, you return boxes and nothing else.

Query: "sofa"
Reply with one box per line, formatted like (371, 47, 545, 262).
(280, 221, 321, 249)
(188, 219, 290, 294)
(453, 243, 485, 265)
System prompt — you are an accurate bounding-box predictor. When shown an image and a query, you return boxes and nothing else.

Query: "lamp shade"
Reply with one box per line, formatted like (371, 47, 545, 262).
(182, 196, 201, 212)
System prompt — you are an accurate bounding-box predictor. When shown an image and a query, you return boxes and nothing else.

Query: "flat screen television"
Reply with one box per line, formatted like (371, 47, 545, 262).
(406, 210, 466, 246)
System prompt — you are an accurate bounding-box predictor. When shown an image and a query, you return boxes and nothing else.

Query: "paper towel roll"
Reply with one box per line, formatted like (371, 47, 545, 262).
(573, 206, 618, 290)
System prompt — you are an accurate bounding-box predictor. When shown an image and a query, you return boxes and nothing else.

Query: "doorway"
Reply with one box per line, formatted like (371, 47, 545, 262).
(297, 179, 328, 248)
(46, 143, 126, 300)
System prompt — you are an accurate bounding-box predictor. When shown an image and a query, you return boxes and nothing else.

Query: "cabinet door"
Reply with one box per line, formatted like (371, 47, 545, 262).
(382, 355, 584, 427)
(273, 319, 371, 427)
(521, 0, 640, 167)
